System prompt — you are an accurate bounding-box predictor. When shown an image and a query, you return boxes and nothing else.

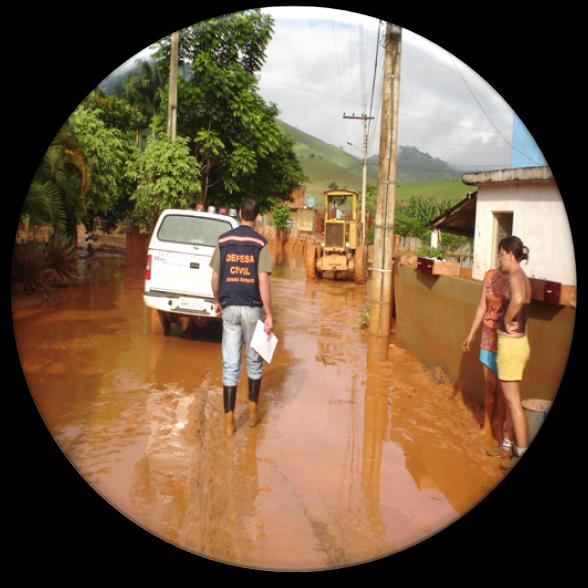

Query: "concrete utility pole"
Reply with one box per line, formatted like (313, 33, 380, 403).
(167, 31, 179, 142)
(368, 22, 401, 355)
(343, 113, 373, 245)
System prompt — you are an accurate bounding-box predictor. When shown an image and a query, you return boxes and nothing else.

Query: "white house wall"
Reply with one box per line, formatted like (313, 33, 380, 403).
(472, 182, 576, 286)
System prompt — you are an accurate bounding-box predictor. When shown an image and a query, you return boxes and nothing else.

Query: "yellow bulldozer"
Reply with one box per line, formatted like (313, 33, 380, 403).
(306, 189, 368, 283)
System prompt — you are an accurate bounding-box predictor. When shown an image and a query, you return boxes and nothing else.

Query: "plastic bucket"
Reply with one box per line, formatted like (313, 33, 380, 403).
(522, 399, 553, 444)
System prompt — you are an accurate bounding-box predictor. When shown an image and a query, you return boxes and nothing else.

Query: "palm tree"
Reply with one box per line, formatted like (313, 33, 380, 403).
(22, 179, 65, 237)
(117, 60, 166, 138)
(21, 128, 90, 245)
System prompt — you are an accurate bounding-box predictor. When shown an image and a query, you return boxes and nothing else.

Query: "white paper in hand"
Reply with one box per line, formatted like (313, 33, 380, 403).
(250, 320, 278, 364)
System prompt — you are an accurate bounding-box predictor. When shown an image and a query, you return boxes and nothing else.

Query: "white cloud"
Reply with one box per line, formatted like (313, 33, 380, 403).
(102, 7, 529, 171)
(260, 7, 518, 170)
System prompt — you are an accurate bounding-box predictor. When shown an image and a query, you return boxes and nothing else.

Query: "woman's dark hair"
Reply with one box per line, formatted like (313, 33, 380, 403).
(498, 235, 529, 262)
(240, 198, 260, 221)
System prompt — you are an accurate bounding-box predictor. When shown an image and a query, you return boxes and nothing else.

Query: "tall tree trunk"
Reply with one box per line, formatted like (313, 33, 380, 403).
(201, 169, 209, 207)
(65, 208, 78, 247)
(201, 158, 212, 207)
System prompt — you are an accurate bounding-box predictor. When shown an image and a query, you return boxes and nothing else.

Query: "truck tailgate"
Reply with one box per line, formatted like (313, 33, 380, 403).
(149, 249, 214, 298)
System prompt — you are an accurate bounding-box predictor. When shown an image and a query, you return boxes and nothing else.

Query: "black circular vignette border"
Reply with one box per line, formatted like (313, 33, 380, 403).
(6, 3, 582, 579)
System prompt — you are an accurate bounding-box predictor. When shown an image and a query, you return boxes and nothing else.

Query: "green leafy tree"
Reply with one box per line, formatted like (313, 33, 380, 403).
(126, 135, 200, 228)
(156, 9, 273, 74)
(83, 90, 147, 145)
(229, 130, 305, 210)
(270, 201, 291, 231)
(393, 213, 427, 240)
(115, 59, 167, 135)
(392, 195, 472, 251)
(417, 245, 444, 258)
(69, 105, 133, 231)
(440, 232, 471, 252)
(366, 184, 377, 213)
(21, 127, 90, 241)
(153, 10, 304, 208)
(23, 176, 66, 235)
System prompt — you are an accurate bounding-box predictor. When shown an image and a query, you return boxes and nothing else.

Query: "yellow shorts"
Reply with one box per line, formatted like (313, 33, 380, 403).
(497, 334, 530, 381)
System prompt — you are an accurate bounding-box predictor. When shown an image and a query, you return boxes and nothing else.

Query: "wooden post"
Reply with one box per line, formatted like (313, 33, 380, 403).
(167, 31, 179, 142)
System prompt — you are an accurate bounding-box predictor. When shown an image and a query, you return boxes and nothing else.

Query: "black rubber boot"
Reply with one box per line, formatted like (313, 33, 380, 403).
(223, 385, 237, 413)
(223, 385, 237, 436)
(248, 378, 261, 403)
(248, 378, 261, 427)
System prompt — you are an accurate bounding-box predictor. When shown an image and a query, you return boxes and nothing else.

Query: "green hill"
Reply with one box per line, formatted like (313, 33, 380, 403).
(278, 120, 469, 204)
(371, 146, 463, 184)
(278, 120, 376, 197)
(396, 179, 474, 203)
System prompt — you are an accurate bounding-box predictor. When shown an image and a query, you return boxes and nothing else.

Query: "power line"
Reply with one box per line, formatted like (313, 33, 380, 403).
(359, 23, 368, 111)
(331, 20, 345, 112)
(261, 75, 365, 106)
(399, 110, 506, 132)
(450, 55, 544, 166)
(450, 55, 511, 143)
(367, 20, 382, 141)
(264, 75, 515, 139)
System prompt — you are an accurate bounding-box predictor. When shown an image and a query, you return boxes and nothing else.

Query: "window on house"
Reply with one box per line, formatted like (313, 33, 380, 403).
(492, 212, 513, 267)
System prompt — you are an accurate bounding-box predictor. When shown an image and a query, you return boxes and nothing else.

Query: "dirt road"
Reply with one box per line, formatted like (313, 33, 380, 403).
(12, 253, 505, 570)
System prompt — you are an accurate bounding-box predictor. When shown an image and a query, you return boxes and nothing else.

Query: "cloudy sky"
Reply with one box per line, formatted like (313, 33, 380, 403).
(258, 7, 545, 171)
(111, 6, 545, 172)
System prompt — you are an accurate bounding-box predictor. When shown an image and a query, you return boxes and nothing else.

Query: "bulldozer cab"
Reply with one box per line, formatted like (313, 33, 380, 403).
(324, 189, 358, 251)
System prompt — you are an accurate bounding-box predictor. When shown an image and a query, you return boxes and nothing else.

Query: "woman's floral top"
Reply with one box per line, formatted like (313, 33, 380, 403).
(480, 268, 509, 352)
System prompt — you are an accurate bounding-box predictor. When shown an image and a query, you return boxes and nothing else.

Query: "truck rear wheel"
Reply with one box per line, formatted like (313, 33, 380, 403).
(354, 245, 368, 284)
(150, 308, 171, 336)
(306, 243, 317, 279)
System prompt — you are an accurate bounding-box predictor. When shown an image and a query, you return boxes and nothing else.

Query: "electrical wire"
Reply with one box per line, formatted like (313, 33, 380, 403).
(261, 75, 365, 106)
(450, 55, 544, 166)
(367, 21, 382, 139)
(331, 20, 345, 112)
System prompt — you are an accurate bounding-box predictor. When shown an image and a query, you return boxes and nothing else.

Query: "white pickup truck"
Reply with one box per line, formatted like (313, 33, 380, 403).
(144, 209, 239, 335)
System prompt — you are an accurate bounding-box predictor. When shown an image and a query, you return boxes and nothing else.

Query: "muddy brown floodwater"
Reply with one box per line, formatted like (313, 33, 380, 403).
(12, 251, 506, 571)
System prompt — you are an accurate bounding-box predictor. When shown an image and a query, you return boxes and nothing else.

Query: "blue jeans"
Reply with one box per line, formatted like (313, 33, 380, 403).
(222, 305, 263, 386)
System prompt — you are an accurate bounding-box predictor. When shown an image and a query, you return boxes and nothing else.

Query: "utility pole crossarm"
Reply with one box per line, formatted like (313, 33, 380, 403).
(342, 113, 374, 121)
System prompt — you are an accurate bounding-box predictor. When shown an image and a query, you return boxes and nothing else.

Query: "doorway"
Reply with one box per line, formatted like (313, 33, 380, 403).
(492, 212, 513, 267)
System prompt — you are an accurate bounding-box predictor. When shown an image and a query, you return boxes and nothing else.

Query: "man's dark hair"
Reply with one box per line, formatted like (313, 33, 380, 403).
(240, 198, 260, 221)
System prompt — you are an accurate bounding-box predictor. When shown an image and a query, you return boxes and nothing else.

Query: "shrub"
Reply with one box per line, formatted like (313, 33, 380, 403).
(45, 233, 79, 287)
(12, 233, 80, 295)
(417, 245, 444, 259)
(271, 202, 292, 231)
(441, 233, 471, 252)
(12, 241, 50, 295)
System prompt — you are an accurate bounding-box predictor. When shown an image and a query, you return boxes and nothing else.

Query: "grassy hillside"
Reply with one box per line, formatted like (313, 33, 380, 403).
(278, 120, 377, 196)
(396, 179, 474, 203)
(278, 120, 467, 203)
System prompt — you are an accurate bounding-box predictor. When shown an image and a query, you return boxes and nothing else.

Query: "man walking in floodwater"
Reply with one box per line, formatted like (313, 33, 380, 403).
(210, 198, 273, 436)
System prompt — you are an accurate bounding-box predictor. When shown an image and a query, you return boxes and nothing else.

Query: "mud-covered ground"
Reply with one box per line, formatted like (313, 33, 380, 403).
(12, 251, 507, 571)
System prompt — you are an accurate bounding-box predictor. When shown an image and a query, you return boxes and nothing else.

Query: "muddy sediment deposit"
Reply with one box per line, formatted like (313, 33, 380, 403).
(12, 252, 506, 570)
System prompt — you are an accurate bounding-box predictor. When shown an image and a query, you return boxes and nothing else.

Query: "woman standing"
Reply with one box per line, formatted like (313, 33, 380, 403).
(463, 263, 513, 451)
(495, 236, 532, 470)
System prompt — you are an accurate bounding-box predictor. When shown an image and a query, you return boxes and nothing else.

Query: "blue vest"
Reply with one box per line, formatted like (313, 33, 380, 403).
(218, 225, 267, 308)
